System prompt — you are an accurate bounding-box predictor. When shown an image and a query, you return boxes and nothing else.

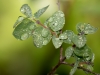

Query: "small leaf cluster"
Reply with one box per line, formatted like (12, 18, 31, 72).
(12, 4, 98, 75)
(65, 23, 97, 75)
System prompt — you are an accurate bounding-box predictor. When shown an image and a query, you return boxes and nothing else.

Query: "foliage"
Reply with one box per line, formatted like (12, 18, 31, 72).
(12, 4, 98, 75)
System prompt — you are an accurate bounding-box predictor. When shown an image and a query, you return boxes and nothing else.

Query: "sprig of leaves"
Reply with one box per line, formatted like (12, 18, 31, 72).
(12, 4, 98, 75)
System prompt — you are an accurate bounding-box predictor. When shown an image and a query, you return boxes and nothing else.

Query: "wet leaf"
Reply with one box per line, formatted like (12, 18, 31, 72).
(65, 46, 74, 59)
(63, 30, 74, 44)
(20, 4, 32, 18)
(87, 65, 93, 71)
(74, 45, 93, 61)
(13, 18, 36, 40)
(32, 27, 51, 47)
(76, 23, 98, 34)
(42, 28, 52, 45)
(70, 60, 79, 75)
(13, 16, 24, 28)
(76, 23, 85, 33)
(72, 35, 86, 48)
(42, 33, 51, 45)
(84, 23, 98, 34)
(48, 11, 65, 31)
(34, 5, 49, 18)
(59, 31, 67, 39)
(52, 36, 63, 48)
(91, 53, 95, 63)
(42, 28, 49, 37)
(32, 27, 43, 48)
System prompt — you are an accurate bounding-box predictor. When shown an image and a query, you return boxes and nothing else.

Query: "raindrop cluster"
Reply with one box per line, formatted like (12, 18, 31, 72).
(12, 4, 98, 75)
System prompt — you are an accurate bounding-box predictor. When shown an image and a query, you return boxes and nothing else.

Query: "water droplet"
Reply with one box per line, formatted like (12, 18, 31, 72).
(29, 25, 35, 30)
(61, 35, 64, 38)
(60, 14, 64, 17)
(79, 36, 82, 40)
(21, 33, 29, 40)
(54, 23, 57, 26)
(43, 40, 48, 45)
(48, 17, 53, 22)
(23, 30, 25, 31)
(29, 32, 31, 35)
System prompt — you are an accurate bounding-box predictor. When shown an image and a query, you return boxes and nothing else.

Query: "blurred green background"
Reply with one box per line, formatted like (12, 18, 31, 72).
(0, 0, 100, 75)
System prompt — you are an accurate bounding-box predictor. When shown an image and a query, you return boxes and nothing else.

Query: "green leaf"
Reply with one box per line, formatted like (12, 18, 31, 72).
(76, 23, 85, 33)
(74, 45, 93, 61)
(48, 10, 65, 31)
(20, 4, 32, 18)
(84, 23, 98, 34)
(87, 65, 93, 71)
(13, 18, 36, 40)
(59, 31, 67, 39)
(52, 36, 63, 48)
(91, 53, 95, 63)
(76, 23, 98, 34)
(34, 5, 49, 18)
(63, 30, 74, 44)
(72, 35, 87, 48)
(70, 60, 79, 75)
(42, 35, 51, 45)
(65, 46, 74, 59)
(32, 27, 43, 48)
(13, 16, 24, 28)
(32, 27, 51, 47)
(42, 28, 49, 37)
(42, 29, 52, 45)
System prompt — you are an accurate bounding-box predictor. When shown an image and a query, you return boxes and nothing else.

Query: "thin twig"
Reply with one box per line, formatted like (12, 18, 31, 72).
(47, 0, 100, 75)
(33, 18, 58, 37)
(59, 29, 63, 60)
(62, 62, 100, 75)
(60, 46, 63, 61)
(57, 0, 60, 10)
(47, 57, 66, 75)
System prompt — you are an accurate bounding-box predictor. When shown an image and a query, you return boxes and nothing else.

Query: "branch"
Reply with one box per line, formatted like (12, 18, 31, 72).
(47, 57, 66, 75)
(33, 18, 58, 37)
(62, 62, 100, 75)
(57, 0, 60, 10)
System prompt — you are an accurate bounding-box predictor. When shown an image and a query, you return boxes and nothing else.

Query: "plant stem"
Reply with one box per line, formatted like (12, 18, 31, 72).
(57, 0, 60, 10)
(33, 18, 58, 37)
(47, 57, 66, 75)
(62, 62, 100, 75)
